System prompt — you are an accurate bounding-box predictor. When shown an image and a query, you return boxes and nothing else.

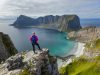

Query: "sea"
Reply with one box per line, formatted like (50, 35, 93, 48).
(0, 18, 100, 56)
(80, 19, 100, 27)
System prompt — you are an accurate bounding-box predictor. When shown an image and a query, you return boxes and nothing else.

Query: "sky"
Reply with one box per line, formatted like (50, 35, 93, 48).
(0, 0, 100, 18)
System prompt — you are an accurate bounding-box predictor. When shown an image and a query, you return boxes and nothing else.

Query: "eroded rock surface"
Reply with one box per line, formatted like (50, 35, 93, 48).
(0, 48, 59, 75)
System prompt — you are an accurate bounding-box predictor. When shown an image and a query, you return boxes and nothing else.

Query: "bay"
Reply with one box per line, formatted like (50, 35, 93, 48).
(0, 19, 75, 56)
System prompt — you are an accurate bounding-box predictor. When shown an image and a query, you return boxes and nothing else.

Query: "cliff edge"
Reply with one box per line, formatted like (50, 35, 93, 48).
(0, 48, 59, 75)
(0, 32, 18, 62)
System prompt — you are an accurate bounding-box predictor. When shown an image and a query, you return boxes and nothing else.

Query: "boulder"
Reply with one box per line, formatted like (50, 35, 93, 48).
(6, 54, 24, 71)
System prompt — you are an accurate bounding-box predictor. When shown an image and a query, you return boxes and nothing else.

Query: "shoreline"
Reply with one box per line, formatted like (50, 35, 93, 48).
(11, 25, 59, 31)
(58, 42, 85, 68)
(74, 42, 85, 57)
(69, 42, 85, 57)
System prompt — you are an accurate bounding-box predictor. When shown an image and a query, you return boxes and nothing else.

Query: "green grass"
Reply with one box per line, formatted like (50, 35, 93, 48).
(59, 56, 100, 75)
(59, 38, 100, 75)
(19, 68, 30, 75)
(59, 66, 67, 75)
(85, 38, 100, 50)
(95, 38, 100, 49)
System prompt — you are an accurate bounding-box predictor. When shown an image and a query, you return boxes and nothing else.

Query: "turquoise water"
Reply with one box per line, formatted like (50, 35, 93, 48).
(0, 20, 75, 56)
(0, 18, 99, 56)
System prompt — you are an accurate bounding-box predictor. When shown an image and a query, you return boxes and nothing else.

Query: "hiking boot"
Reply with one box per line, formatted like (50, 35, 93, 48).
(34, 52, 37, 54)
(39, 49, 42, 51)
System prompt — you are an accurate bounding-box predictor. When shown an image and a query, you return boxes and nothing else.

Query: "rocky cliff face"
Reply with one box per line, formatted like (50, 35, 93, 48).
(12, 15, 81, 32)
(0, 32, 18, 62)
(68, 26, 100, 42)
(58, 15, 81, 32)
(0, 48, 59, 75)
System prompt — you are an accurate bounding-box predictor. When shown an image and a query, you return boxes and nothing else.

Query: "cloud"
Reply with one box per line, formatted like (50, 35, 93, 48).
(0, 0, 100, 18)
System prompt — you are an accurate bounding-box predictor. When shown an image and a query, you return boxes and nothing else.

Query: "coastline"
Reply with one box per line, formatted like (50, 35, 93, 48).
(12, 25, 59, 30)
(74, 42, 85, 57)
(58, 42, 85, 68)
(69, 42, 85, 57)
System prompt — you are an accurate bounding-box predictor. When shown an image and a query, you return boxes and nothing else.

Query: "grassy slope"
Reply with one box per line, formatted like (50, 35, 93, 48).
(85, 38, 100, 50)
(59, 56, 100, 75)
(59, 38, 100, 75)
(19, 68, 30, 75)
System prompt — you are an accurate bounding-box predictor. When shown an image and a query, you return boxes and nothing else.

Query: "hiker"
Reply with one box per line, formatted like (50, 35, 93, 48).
(29, 32, 41, 53)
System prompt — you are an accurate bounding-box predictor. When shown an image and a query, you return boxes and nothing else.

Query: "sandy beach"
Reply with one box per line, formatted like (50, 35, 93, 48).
(58, 42, 85, 68)
(74, 42, 85, 57)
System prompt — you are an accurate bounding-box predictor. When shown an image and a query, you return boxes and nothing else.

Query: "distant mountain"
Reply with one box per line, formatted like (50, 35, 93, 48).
(12, 15, 82, 32)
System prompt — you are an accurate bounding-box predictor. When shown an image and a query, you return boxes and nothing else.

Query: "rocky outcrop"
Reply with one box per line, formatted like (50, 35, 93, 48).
(0, 32, 18, 62)
(12, 15, 81, 32)
(0, 48, 59, 75)
(6, 55, 24, 71)
(68, 26, 100, 42)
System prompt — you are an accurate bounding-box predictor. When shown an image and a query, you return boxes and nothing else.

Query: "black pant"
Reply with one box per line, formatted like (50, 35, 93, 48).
(32, 42, 41, 53)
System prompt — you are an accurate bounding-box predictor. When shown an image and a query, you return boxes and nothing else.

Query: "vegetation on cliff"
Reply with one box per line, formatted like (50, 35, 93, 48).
(59, 56, 100, 75)
(0, 32, 18, 62)
(59, 38, 100, 75)
(19, 68, 30, 75)
(85, 38, 100, 50)
(2, 33, 18, 56)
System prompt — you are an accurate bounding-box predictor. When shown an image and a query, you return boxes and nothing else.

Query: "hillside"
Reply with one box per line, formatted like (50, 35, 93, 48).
(68, 26, 100, 42)
(59, 38, 100, 75)
(59, 56, 100, 75)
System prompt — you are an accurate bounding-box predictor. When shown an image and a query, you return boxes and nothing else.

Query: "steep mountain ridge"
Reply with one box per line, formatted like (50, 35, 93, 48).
(12, 15, 81, 32)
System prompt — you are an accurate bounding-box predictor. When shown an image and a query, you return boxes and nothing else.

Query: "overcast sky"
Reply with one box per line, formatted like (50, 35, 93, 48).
(0, 0, 100, 18)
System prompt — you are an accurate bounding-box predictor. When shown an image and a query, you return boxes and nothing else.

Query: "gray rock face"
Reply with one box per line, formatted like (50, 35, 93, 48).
(6, 55, 24, 71)
(58, 15, 81, 32)
(12, 15, 81, 32)
(24, 49, 59, 75)
(0, 32, 18, 62)
(0, 48, 59, 75)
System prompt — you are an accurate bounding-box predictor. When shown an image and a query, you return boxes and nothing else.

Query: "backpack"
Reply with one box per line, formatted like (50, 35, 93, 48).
(31, 35, 36, 43)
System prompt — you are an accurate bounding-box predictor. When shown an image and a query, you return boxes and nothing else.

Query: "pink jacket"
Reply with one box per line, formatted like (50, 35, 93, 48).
(29, 35, 38, 43)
